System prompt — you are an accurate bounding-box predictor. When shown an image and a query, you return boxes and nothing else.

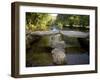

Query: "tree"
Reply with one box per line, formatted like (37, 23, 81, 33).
(26, 13, 89, 31)
(26, 13, 52, 31)
(54, 14, 89, 30)
(54, 14, 78, 29)
(79, 15, 89, 27)
(54, 14, 68, 29)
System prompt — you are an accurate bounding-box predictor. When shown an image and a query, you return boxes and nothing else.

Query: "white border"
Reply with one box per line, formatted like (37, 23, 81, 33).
(19, 6, 95, 74)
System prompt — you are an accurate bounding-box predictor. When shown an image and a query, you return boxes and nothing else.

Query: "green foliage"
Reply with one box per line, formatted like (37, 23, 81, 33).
(26, 12, 89, 31)
(26, 13, 52, 31)
(54, 14, 89, 29)
(79, 15, 89, 27)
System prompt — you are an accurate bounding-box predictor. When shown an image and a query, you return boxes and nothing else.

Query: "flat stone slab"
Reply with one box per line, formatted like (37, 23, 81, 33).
(31, 31, 59, 36)
(60, 30, 89, 38)
(30, 30, 89, 38)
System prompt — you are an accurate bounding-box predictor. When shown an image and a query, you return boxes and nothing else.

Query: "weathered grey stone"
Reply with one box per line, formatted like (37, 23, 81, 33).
(60, 30, 89, 38)
(51, 48, 67, 64)
(31, 31, 59, 36)
(51, 41, 66, 49)
(26, 32, 41, 49)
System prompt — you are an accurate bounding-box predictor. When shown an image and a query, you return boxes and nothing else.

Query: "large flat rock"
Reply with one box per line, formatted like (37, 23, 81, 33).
(60, 30, 89, 38)
(31, 31, 59, 36)
(30, 30, 89, 38)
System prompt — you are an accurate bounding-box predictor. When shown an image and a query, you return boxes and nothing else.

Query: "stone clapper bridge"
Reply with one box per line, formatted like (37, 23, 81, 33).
(26, 30, 89, 65)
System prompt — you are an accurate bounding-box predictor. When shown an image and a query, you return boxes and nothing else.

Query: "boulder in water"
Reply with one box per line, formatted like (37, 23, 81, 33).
(51, 41, 66, 49)
(51, 48, 67, 64)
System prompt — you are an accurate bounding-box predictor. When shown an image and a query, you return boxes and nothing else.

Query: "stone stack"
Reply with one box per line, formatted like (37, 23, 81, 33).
(51, 34, 67, 65)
